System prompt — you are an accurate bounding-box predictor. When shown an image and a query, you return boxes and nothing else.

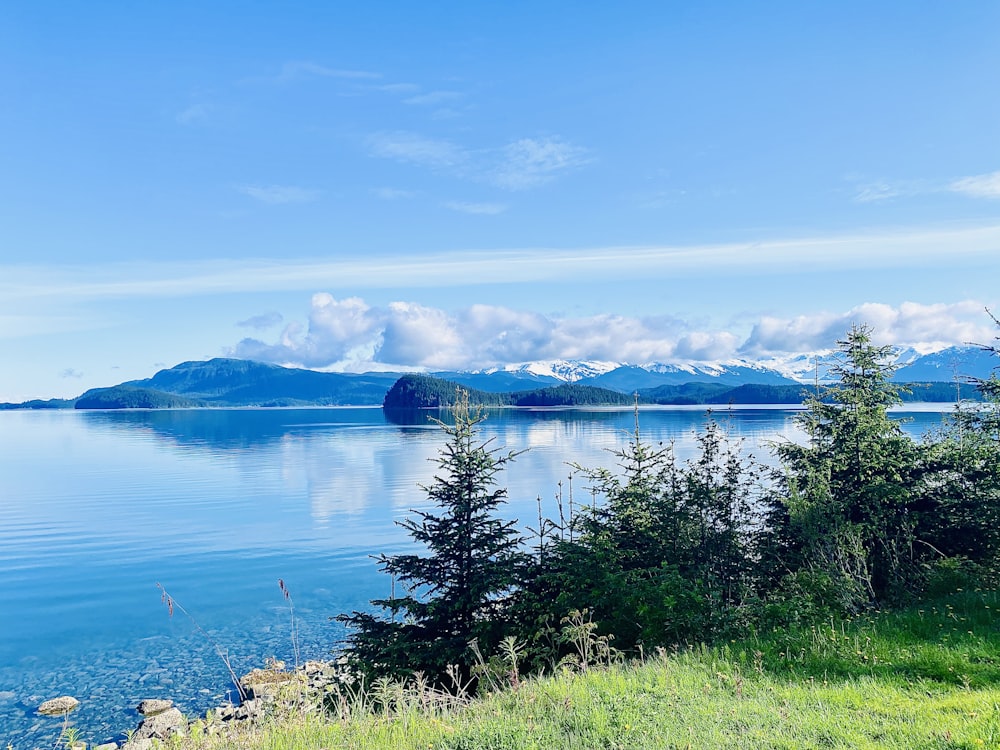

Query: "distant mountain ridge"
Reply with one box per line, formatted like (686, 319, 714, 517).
(1, 344, 996, 410)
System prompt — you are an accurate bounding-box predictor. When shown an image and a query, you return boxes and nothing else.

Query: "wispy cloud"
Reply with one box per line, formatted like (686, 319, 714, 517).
(852, 170, 1000, 202)
(854, 181, 903, 203)
(443, 200, 507, 215)
(372, 187, 418, 200)
(403, 90, 462, 106)
(59, 368, 84, 379)
(491, 137, 591, 190)
(374, 82, 421, 94)
(231, 295, 997, 372)
(175, 103, 212, 125)
(237, 311, 283, 330)
(4, 222, 1000, 303)
(950, 170, 1000, 199)
(236, 184, 321, 204)
(249, 61, 381, 85)
(366, 131, 589, 190)
(366, 131, 468, 169)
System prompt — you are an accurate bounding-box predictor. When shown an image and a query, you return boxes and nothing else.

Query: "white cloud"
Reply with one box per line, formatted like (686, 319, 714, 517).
(950, 171, 1000, 199)
(372, 187, 418, 200)
(251, 61, 381, 84)
(366, 131, 467, 169)
(740, 300, 995, 356)
(491, 137, 591, 190)
(365, 131, 589, 190)
(175, 103, 211, 125)
(59, 368, 84, 379)
(854, 181, 902, 203)
(230, 296, 999, 372)
(404, 91, 462, 106)
(851, 170, 1000, 203)
(374, 82, 421, 94)
(233, 294, 385, 367)
(236, 184, 320, 204)
(443, 200, 507, 215)
(4, 222, 1000, 305)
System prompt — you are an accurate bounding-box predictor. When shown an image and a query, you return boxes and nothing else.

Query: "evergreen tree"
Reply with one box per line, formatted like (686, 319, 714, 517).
(762, 324, 921, 612)
(337, 391, 526, 684)
(515, 409, 760, 654)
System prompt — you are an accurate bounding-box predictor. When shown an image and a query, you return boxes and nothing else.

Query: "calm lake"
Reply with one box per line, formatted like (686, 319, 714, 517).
(0, 405, 958, 746)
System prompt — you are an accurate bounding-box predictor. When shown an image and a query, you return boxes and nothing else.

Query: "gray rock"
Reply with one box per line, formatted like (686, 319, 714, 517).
(95, 743, 119, 750)
(37, 696, 80, 716)
(120, 738, 154, 750)
(215, 703, 236, 721)
(134, 705, 187, 740)
(136, 698, 173, 715)
(234, 698, 264, 721)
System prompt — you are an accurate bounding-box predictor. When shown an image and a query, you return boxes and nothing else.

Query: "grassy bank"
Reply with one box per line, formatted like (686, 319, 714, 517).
(168, 590, 1000, 750)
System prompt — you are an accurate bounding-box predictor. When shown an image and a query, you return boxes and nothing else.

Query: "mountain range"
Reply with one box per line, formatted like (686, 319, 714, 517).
(1, 344, 995, 410)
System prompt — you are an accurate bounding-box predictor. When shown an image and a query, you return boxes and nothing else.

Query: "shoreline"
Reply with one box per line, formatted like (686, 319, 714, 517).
(29, 659, 348, 750)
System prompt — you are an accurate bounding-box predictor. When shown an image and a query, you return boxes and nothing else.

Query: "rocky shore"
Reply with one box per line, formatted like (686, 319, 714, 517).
(33, 659, 348, 749)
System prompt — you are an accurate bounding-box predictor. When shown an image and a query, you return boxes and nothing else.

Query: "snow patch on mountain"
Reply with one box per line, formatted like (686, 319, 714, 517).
(483, 360, 620, 382)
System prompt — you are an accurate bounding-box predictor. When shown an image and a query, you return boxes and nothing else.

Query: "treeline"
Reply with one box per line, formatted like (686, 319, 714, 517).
(384, 373, 983, 411)
(338, 324, 1000, 687)
(382, 374, 634, 408)
(74, 386, 203, 409)
(643, 380, 978, 404)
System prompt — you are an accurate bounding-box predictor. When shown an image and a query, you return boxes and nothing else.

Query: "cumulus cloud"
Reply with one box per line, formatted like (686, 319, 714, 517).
(950, 171, 1000, 199)
(231, 296, 998, 372)
(237, 184, 320, 204)
(740, 301, 995, 356)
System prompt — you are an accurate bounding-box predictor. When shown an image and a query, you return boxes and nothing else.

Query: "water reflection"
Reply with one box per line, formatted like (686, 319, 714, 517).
(0, 404, 959, 746)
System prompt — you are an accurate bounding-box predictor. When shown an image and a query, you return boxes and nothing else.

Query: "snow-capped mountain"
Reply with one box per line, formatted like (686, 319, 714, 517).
(755, 352, 836, 384)
(490, 360, 621, 382)
(439, 345, 998, 394)
(581, 361, 799, 391)
(893, 345, 998, 383)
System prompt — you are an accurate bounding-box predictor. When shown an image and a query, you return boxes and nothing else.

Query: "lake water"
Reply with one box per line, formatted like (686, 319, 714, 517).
(0, 405, 958, 746)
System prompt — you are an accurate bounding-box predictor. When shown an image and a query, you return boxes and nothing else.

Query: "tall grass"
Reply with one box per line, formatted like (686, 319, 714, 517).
(172, 590, 1000, 750)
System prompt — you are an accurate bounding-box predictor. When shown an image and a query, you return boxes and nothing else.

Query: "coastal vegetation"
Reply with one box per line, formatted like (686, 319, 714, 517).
(320, 324, 999, 744)
(351, 326, 1000, 681)
(156, 589, 1000, 749)
(17, 324, 1000, 748)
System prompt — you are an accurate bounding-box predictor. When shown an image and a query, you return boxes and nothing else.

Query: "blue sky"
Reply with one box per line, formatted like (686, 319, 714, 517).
(2, 2, 1000, 400)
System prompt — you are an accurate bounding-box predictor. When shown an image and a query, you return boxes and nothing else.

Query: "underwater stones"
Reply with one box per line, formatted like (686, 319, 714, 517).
(37, 695, 80, 715)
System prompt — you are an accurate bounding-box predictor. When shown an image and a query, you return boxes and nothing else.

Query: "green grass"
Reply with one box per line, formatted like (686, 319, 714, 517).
(175, 591, 1000, 750)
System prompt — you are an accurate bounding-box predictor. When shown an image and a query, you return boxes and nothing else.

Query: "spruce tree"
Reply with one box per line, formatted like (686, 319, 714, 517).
(763, 324, 920, 611)
(336, 391, 526, 684)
